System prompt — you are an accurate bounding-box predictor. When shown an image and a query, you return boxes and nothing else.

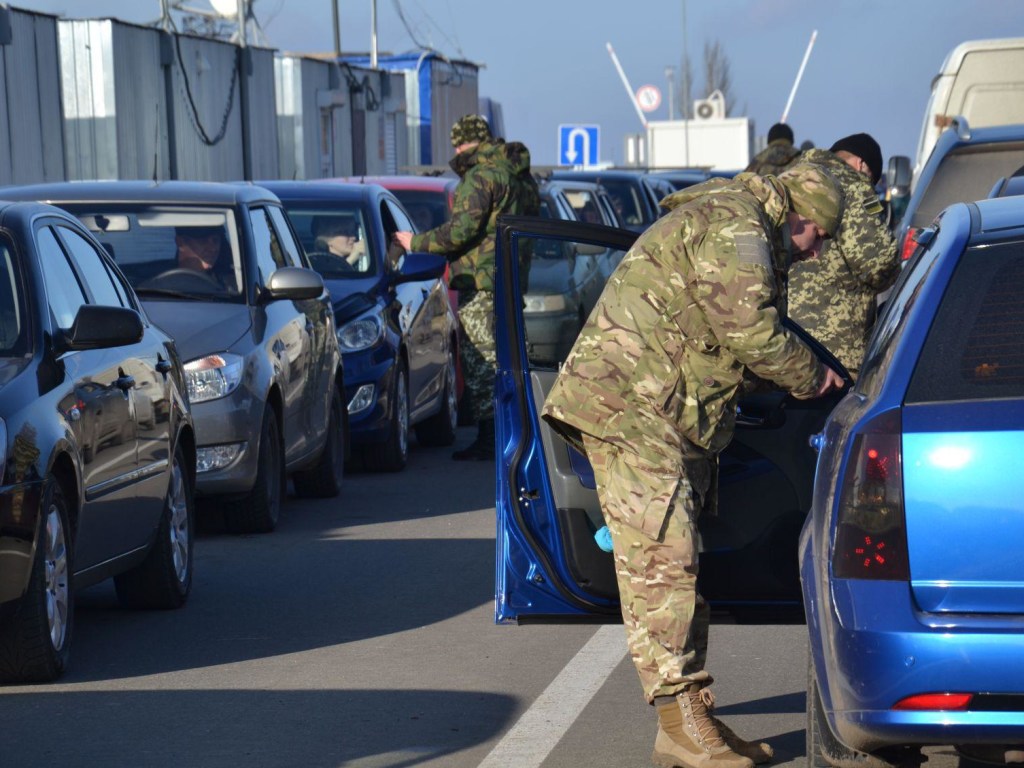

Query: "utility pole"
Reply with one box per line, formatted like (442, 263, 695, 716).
(332, 0, 341, 57)
(665, 66, 675, 121)
(681, 0, 690, 165)
(370, 0, 378, 69)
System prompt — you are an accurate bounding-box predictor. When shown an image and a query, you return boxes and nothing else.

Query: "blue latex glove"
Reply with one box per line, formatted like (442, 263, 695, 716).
(594, 525, 613, 552)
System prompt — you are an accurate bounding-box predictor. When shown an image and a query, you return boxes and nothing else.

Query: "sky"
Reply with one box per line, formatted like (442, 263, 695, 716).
(18, 0, 1024, 166)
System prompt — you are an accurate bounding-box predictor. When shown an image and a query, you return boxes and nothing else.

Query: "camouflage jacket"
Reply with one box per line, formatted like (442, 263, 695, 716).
(411, 139, 540, 292)
(787, 149, 899, 375)
(541, 174, 824, 474)
(745, 139, 801, 176)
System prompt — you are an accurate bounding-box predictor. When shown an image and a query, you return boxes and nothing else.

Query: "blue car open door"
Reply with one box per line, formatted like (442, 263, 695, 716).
(493, 215, 849, 624)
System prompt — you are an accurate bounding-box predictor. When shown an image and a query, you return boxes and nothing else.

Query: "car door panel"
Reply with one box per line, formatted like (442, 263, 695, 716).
(494, 216, 848, 623)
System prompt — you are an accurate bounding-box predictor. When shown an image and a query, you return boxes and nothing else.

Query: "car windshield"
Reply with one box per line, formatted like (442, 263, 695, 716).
(388, 189, 450, 231)
(72, 206, 244, 301)
(281, 204, 376, 279)
(0, 239, 27, 357)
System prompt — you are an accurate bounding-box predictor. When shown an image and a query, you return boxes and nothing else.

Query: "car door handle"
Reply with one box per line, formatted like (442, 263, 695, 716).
(156, 359, 173, 374)
(116, 375, 136, 392)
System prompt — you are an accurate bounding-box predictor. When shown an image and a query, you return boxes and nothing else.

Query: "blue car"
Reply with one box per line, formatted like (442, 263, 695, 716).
(801, 197, 1024, 766)
(492, 215, 848, 623)
(263, 182, 457, 472)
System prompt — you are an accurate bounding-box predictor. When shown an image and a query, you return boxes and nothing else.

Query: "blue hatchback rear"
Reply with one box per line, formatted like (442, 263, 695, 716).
(802, 197, 1024, 765)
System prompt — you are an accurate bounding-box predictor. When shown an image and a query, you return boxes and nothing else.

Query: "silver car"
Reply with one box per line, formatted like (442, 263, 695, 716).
(1, 182, 346, 533)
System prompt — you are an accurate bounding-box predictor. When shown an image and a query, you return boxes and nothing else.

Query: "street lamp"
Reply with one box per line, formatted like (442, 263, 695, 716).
(665, 66, 676, 121)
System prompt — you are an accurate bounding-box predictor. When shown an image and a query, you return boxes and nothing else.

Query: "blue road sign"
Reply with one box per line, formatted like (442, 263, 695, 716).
(558, 124, 600, 166)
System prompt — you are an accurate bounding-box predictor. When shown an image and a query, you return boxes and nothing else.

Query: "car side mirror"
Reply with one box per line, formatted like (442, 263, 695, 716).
(264, 266, 324, 301)
(62, 305, 144, 351)
(886, 155, 912, 194)
(392, 251, 446, 284)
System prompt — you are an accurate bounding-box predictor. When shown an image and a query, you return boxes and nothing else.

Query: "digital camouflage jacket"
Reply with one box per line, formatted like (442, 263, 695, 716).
(787, 148, 899, 376)
(541, 173, 824, 474)
(411, 139, 540, 291)
(745, 138, 802, 176)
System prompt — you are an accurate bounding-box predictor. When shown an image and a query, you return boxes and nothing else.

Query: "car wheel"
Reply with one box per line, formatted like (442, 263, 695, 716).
(114, 442, 194, 609)
(414, 349, 458, 447)
(364, 360, 409, 472)
(0, 477, 74, 683)
(225, 406, 283, 533)
(293, 385, 346, 498)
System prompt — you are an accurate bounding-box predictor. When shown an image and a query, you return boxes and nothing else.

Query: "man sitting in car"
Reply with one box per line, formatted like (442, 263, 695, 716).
(174, 225, 235, 289)
(311, 215, 366, 271)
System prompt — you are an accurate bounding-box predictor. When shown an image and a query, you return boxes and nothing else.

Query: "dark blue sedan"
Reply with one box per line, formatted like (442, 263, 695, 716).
(802, 196, 1024, 766)
(263, 182, 458, 472)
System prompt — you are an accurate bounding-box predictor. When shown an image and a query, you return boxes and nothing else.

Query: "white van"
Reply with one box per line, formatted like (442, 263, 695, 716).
(914, 37, 1024, 174)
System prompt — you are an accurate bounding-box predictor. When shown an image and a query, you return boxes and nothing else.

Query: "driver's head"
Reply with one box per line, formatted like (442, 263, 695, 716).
(175, 226, 224, 272)
(313, 216, 359, 256)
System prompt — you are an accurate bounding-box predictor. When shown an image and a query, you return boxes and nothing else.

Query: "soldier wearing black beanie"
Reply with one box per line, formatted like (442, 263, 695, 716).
(829, 133, 883, 186)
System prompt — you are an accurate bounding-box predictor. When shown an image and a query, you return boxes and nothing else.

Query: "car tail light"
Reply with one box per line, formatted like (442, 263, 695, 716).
(832, 409, 909, 580)
(900, 227, 922, 261)
(892, 693, 973, 711)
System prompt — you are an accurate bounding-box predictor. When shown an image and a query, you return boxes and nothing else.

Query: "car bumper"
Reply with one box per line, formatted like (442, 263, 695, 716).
(0, 479, 43, 606)
(342, 347, 396, 443)
(818, 579, 1024, 752)
(191, 387, 263, 496)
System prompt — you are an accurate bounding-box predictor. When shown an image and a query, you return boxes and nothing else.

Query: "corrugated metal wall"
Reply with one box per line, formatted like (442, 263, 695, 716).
(275, 55, 352, 180)
(428, 59, 479, 168)
(244, 47, 279, 180)
(59, 19, 171, 181)
(168, 34, 244, 180)
(0, 8, 65, 185)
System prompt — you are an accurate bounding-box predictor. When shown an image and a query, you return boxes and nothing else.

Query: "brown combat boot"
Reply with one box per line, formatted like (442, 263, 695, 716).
(652, 683, 755, 768)
(712, 716, 773, 764)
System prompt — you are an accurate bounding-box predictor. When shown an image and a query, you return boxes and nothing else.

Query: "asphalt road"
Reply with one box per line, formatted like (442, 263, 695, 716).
(0, 428, 966, 768)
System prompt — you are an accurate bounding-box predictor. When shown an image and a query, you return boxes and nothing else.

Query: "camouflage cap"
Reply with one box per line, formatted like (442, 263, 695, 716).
(450, 114, 492, 147)
(777, 162, 843, 237)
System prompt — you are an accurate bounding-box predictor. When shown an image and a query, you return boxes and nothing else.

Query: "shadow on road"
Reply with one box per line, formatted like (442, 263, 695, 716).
(0, 688, 517, 767)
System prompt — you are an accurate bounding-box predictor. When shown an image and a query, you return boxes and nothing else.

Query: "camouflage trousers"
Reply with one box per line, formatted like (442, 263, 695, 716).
(583, 434, 713, 704)
(458, 289, 496, 422)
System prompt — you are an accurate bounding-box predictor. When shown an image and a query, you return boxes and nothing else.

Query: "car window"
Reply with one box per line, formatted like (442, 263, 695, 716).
(913, 143, 1024, 228)
(599, 180, 645, 226)
(250, 206, 288, 283)
(907, 238, 1024, 403)
(278, 202, 377, 279)
(857, 231, 943, 395)
(385, 199, 414, 236)
(75, 207, 244, 300)
(0, 239, 27, 356)
(389, 189, 449, 231)
(563, 189, 604, 224)
(56, 226, 126, 308)
(266, 206, 305, 269)
(36, 226, 87, 330)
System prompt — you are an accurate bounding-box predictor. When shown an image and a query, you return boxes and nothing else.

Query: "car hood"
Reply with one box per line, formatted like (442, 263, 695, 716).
(325, 278, 382, 324)
(143, 300, 252, 363)
(0, 357, 30, 391)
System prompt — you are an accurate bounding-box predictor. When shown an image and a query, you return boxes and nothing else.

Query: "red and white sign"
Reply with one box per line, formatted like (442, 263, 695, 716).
(636, 84, 662, 113)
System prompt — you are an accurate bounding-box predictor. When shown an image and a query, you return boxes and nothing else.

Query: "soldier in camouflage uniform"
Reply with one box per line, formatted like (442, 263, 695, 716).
(395, 115, 540, 460)
(745, 123, 801, 176)
(541, 164, 845, 768)
(788, 133, 900, 379)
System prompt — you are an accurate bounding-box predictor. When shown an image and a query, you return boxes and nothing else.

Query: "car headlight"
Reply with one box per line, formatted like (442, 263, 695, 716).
(337, 314, 384, 352)
(184, 353, 244, 404)
(523, 294, 568, 313)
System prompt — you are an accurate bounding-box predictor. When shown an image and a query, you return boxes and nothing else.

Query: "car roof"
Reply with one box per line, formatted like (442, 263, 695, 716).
(550, 168, 648, 182)
(333, 175, 457, 192)
(971, 193, 1024, 237)
(0, 180, 281, 206)
(257, 180, 385, 203)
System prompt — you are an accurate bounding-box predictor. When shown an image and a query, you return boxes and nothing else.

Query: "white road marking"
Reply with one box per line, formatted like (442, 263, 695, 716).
(477, 624, 626, 768)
